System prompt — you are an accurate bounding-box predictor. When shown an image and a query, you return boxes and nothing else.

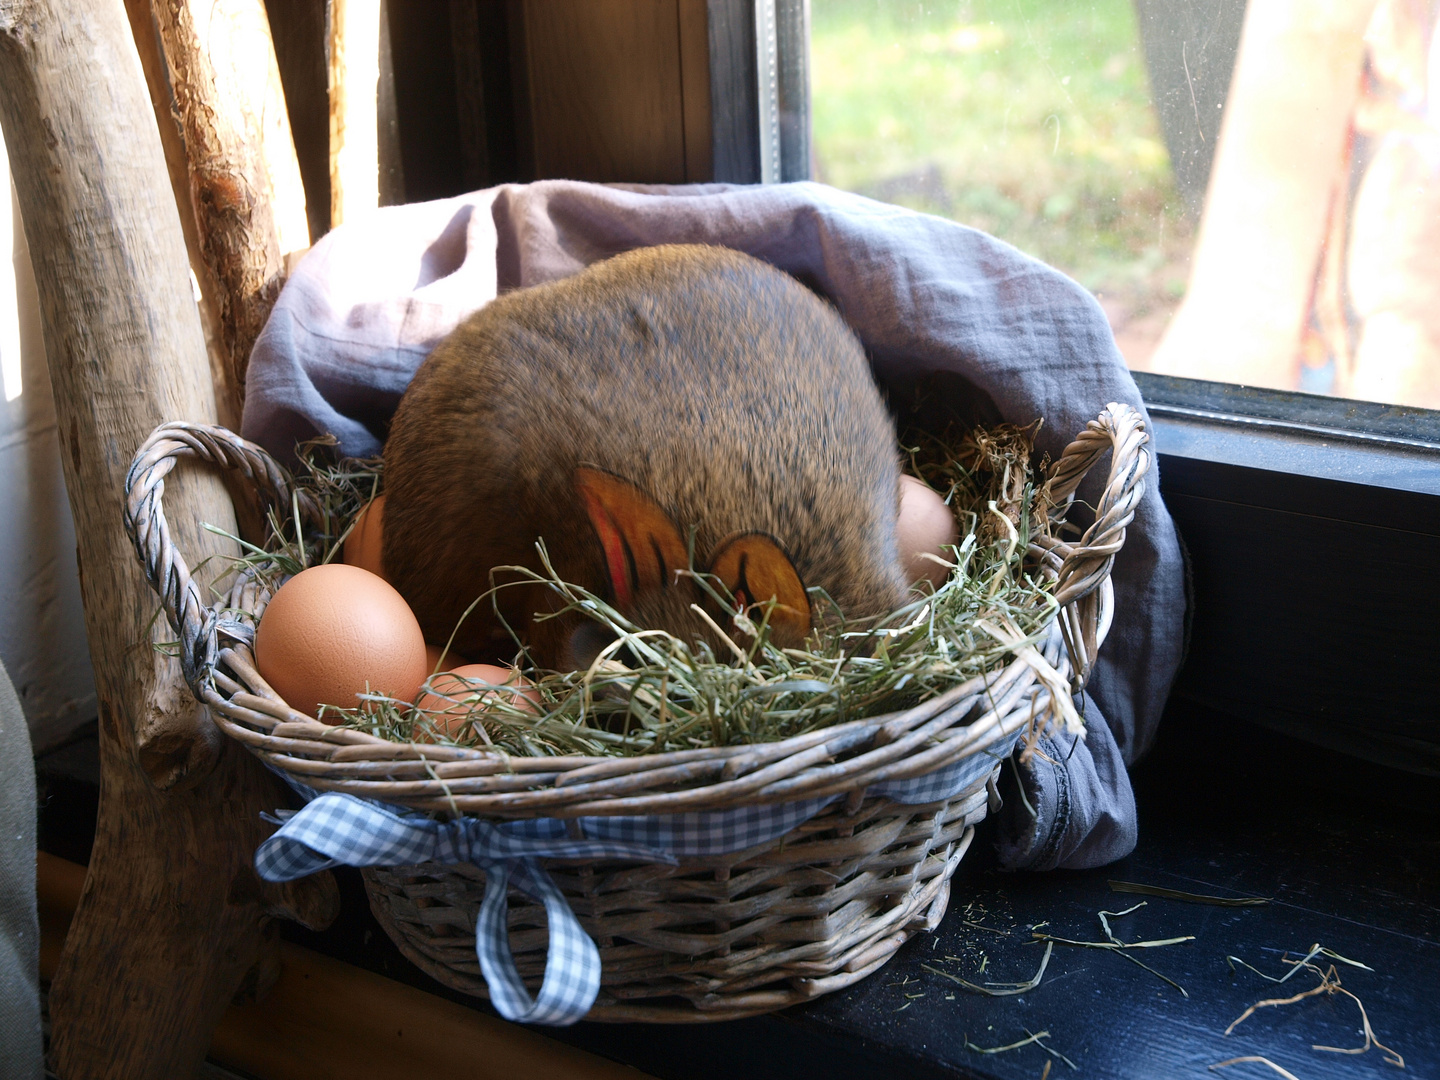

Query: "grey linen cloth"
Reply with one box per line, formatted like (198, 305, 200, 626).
(241, 180, 1185, 870)
(0, 658, 41, 1079)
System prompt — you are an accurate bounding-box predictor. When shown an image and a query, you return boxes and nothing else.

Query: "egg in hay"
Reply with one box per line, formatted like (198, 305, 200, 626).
(255, 562, 428, 721)
(424, 642, 469, 674)
(342, 494, 387, 580)
(415, 663, 541, 741)
(897, 474, 959, 588)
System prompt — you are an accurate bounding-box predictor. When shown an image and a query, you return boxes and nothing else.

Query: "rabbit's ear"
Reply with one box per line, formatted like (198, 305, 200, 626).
(575, 467, 690, 609)
(708, 532, 811, 646)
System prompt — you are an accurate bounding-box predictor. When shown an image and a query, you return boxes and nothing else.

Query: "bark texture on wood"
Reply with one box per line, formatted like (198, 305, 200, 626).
(0, 2, 337, 1076)
(121, 0, 239, 433)
(0, 0, 232, 786)
(147, 0, 309, 401)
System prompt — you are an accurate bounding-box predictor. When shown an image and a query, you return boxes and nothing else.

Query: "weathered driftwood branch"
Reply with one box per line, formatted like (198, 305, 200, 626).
(120, 0, 238, 431)
(0, 1, 335, 1075)
(126, 0, 309, 542)
(0, 0, 235, 787)
(144, 0, 310, 404)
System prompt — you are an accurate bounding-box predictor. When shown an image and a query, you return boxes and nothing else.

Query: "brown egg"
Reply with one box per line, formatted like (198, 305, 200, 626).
(414, 663, 540, 741)
(342, 494, 387, 580)
(254, 562, 428, 722)
(424, 642, 470, 675)
(897, 474, 959, 588)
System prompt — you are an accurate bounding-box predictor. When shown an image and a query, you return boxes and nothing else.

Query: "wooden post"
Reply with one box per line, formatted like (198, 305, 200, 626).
(329, 0, 383, 226)
(139, 0, 311, 417)
(0, 1, 337, 1076)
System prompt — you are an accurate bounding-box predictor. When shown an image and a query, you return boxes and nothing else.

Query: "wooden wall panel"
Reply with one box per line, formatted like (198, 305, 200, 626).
(519, 0, 689, 184)
(678, 0, 713, 182)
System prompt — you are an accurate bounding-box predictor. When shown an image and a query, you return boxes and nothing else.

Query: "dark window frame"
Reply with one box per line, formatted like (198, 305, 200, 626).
(1134, 372, 1440, 776)
(708, 0, 812, 183)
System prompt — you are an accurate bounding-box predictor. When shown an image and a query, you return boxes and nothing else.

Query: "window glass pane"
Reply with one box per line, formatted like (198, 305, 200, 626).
(810, 0, 1440, 412)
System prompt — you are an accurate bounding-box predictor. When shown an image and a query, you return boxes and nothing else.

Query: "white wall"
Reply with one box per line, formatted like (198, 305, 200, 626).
(0, 145, 98, 752)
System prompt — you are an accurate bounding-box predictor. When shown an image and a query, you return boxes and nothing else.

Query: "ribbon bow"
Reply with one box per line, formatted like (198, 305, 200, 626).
(254, 736, 1018, 1024)
(256, 793, 677, 1024)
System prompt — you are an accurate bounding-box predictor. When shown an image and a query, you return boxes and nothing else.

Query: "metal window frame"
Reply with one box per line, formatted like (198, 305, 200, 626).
(708, 0, 810, 184)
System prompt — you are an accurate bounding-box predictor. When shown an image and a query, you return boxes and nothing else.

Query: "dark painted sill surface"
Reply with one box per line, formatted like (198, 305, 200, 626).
(37, 699, 1440, 1080)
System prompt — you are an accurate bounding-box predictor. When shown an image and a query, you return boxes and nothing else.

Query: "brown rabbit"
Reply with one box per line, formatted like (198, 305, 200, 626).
(380, 244, 907, 670)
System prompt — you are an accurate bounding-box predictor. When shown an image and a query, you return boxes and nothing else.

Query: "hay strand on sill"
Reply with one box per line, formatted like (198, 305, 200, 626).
(1225, 954, 1403, 1068)
(921, 940, 1054, 996)
(1031, 932, 1191, 997)
(1098, 900, 1145, 939)
(965, 1030, 1051, 1054)
(1031, 932, 1196, 950)
(1224, 965, 1335, 1035)
(1030, 902, 1193, 997)
(961, 919, 1009, 936)
(1209, 1057, 1306, 1080)
(1108, 880, 1271, 906)
(962, 1027, 1076, 1072)
(1033, 900, 1195, 950)
(1113, 948, 1190, 998)
(1226, 944, 1373, 984)
(1027, 1030, 1079, 1072)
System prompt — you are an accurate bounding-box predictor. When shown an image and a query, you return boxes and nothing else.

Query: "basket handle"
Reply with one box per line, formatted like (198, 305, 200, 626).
(124, 421, 322, 697)
(1042, 402, 1152, 690)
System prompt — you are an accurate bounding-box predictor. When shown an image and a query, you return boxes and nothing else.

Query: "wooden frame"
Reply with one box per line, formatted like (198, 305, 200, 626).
(1133, 372, 1440, 777)
(385, 0, 811, 194)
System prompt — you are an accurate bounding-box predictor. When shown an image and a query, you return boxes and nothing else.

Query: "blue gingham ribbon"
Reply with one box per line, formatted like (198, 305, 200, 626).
(255, 730, 1018, 1025)
(255, 792, 676, 1024)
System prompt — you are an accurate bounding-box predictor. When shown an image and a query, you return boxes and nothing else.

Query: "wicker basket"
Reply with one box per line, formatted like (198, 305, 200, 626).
(123, 402, 1149, 1022)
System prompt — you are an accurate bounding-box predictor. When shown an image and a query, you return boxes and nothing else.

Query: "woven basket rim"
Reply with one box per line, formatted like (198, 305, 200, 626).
(124, 404, 1150, 820)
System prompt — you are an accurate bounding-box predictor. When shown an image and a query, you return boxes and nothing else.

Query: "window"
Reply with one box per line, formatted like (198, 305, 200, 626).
(809, 0, 1440, 412)
(793, 0, 1440, 774)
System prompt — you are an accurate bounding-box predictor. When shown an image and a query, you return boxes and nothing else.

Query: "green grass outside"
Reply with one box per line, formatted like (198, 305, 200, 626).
(810, 0, 1193, 311)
